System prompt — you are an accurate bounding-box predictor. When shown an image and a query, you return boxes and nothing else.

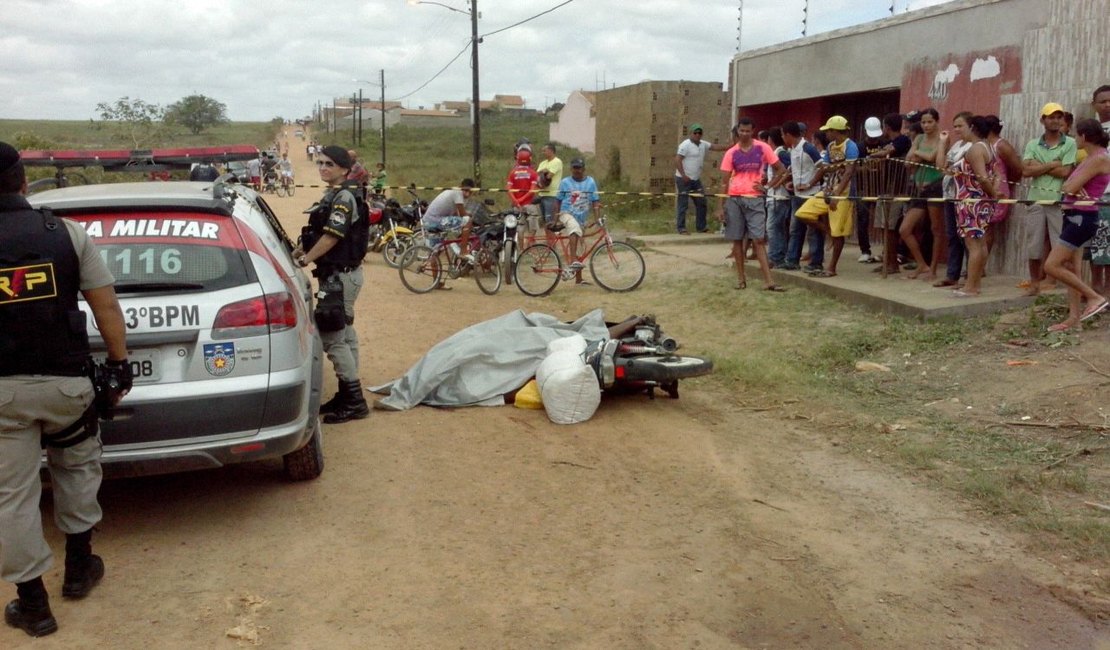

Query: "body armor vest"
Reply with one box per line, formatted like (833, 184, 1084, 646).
(0, 208, 90, 376)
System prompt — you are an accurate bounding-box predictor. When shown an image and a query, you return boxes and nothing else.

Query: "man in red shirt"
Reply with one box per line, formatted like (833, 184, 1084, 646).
(506, 149, 540, 233)
(719, 118, 788, 291)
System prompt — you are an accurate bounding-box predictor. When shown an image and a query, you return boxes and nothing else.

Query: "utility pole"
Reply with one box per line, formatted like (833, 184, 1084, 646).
(470, 0, 481, 186)
(357, 89, 363, 146)
(380, 69, 387, 166)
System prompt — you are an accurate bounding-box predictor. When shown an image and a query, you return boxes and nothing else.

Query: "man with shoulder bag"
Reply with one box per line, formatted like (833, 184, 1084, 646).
(0, 142, 131, 637)
(294, 145, 371, 423)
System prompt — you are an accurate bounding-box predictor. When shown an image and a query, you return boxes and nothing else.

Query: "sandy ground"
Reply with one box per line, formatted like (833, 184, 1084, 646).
(8, 133, 1109, 649)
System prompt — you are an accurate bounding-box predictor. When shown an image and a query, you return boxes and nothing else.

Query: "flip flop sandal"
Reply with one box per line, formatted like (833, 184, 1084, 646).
(951, 290, 980, 298)
(763, 285, 788, 292)
(734, 280, 747, 290)
(1046, 322, 1073, 333)
(809, 270, 836, 278)
(1080, 299, 1109, 322)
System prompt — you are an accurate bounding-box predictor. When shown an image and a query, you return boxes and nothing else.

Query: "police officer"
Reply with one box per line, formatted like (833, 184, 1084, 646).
(294, 145, 370, 423)
(0, 142, 131, 637)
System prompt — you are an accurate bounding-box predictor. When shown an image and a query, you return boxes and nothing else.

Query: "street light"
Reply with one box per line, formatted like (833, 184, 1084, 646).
(354, 72, 387, 167)
(407, 0, 481, 186)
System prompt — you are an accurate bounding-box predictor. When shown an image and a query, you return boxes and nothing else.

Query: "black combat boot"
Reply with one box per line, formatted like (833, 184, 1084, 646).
(5, 577, 57, 637)
(62, 529, 104, 599)
(319, 391, 343, 415)
(323, 379, 370, 424)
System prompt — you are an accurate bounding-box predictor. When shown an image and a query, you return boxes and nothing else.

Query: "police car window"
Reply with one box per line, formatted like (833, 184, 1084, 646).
(71, 213, 253, 292)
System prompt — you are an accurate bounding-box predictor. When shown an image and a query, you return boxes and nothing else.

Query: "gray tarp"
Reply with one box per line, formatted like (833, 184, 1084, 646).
(369, 309, 610, 410)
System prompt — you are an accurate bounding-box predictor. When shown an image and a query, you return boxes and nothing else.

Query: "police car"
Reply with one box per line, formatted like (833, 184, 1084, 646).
(28, 179, 325, 481)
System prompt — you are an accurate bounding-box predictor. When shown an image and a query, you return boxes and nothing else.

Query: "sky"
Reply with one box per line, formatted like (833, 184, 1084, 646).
(0, 0, 955, 122)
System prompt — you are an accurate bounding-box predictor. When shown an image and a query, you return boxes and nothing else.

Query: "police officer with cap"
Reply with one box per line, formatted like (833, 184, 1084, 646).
(0, 142, 131, 637)
(294, 145, 370, 423)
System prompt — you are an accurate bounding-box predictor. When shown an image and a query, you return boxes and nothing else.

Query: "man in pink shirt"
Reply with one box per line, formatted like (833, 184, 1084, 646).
(719, 118, 787, 291)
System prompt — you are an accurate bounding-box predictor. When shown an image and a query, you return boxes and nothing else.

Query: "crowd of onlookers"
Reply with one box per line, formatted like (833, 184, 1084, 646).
(693, 85, 1110, 327)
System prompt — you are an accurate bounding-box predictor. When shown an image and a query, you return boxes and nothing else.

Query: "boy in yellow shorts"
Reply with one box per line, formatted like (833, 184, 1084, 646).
(795, 115, 859, 277)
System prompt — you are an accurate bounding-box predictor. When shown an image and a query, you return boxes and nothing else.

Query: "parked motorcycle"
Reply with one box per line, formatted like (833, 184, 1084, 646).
(371, 191, 426, 268)
(587, 315, 713, 399)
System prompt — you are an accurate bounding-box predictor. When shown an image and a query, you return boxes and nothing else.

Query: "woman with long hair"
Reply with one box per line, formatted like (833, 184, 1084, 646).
(900, 108, 947, 280)
(1043, 118, 1110, 330)
(950, 116, 998, 297)
(982, 115, 1023, 256)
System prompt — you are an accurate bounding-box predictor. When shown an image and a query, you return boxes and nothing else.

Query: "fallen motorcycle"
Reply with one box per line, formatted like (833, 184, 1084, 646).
(587, 315, 713, 399)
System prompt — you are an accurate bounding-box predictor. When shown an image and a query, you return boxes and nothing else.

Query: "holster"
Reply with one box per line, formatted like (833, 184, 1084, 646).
(314, 273, 346, 333)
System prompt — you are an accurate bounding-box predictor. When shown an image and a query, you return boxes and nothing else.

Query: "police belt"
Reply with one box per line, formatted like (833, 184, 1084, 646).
(315, 263, 359, 274)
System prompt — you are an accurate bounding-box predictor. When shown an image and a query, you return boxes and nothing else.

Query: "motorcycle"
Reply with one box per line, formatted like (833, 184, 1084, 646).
(587, 315, 713, 399)
(476, 207, 522, 286)
(370, 191, 426, 268)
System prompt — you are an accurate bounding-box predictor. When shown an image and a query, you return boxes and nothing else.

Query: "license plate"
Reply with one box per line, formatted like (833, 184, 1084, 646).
(93, 349, 162, 384)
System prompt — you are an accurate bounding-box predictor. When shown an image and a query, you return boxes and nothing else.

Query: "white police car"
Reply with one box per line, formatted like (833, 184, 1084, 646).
(29, 180, 325, 480)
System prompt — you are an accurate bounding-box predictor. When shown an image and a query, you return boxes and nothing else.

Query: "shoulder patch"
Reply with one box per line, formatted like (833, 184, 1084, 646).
(0, 263, 58, 304)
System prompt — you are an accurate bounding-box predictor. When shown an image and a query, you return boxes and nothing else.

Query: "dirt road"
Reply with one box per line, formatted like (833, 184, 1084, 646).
(10, 134, 1107, 649)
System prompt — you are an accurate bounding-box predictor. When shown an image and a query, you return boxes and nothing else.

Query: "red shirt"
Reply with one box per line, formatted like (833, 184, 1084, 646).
(506, 164, 538, 207)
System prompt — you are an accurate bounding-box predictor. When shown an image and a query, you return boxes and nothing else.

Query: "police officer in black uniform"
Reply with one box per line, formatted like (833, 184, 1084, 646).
(0, 142, 131, 637)
(294, 145, 370, 423)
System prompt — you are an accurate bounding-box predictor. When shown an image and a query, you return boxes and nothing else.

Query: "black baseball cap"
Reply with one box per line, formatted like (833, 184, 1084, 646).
(0, 142, 20, 175)
(570, 158, 585, 168)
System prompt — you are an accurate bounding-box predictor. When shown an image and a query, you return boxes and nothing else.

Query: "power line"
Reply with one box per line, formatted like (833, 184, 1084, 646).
(480, 0, 574, 39)
(392, 39, 472, 101)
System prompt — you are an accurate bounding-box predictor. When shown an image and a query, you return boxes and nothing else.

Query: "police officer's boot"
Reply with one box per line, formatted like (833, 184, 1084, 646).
(5, 577, 57, 637)
(62, 529, 104, 599)
(323, 379, 370, 424)
(319, 390, 343, 415)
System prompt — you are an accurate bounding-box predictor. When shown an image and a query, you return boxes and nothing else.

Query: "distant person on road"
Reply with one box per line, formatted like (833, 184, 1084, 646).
(278, 152, 294, 190)
(248, 155, 262, 191)
(294, 145, 371, 423)
(674, 123, 729, 234)
(536, 143, 564, 230)
(557, 158, 601, 285)
(719, 117, 788, 291)
(0, 141, 131, 638)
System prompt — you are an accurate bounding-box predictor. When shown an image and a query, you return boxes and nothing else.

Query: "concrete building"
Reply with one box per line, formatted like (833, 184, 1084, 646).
(593, 81, 729, 193)
(549, 90, 597, 155)
(728, 0, 1110, 275)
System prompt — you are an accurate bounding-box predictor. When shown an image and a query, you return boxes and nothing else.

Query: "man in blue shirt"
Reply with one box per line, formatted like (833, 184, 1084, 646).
(557, 158, 601, 285)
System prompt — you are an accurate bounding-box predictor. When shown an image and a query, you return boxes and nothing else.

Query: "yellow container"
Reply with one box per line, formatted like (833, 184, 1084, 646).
(513, 379, 544, 409)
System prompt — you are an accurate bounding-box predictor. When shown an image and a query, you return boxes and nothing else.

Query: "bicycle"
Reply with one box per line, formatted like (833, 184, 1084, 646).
(397, 225, 502, 295)
(262, 171, 280, 195)
(512, 216, 645, 296)
(277, 173, 295, 197)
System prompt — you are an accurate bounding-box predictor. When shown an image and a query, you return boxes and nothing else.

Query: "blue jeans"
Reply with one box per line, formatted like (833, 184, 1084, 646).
(675, 177, 707, 232)
(944, 201, 965, 281)
(786, 195, 824, 268)
(539, 196, 560, 224)
(767, 198, 792, 265)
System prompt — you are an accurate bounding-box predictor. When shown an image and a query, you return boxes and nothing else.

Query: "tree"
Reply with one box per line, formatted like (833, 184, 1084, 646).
(95, 96, 169, 148)
(165, 94, 229, 135)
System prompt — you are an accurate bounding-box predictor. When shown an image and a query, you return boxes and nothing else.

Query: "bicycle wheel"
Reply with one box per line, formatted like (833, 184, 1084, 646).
(590, 241, 645, 292)
(398, 245, 442, 294)
(472, 247, 503, 295)
(382, 233, 414, 268)
(513, 243, 562, 297)
(287, 181, 296, 197)
(275, 182, 288, 197)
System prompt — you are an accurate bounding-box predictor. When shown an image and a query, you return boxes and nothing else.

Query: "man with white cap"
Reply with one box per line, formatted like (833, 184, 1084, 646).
(855, 116, 886, 263)
(1020, 102, 1076, 295)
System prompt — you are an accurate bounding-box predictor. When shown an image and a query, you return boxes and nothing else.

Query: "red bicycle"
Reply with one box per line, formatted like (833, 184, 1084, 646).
(397, 226, 502, 295)
(512, 216, 645, 296)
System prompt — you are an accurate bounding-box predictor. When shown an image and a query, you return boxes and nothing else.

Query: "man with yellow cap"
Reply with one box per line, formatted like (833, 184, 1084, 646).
(1020, 102, 1077, 295)
(793, 115, 859, 277)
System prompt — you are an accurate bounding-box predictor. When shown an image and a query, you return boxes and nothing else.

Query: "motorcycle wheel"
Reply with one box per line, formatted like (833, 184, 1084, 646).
(513, 243, 561, 297)
(501, 237, 516, 286)
(472, 247, 503, 295)
(382, 233, 414, 268)
(618, 355, 713, 382)
(398, 245, 442, 294)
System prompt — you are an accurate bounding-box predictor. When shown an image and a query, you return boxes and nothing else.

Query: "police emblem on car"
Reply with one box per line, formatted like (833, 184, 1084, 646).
(203, 342, 236, 376)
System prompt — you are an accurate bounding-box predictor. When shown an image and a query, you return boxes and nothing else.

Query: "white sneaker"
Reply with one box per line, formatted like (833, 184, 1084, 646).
(567, 261, 584, 271)
(858, 253, 871, 263)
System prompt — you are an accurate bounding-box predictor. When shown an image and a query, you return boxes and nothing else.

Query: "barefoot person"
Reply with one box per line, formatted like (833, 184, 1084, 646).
(1043, 119, 1110, 330)
(900, 108, 946, 281)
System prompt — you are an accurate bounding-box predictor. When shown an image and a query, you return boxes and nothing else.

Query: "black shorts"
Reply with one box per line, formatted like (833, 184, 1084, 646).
(908, 180, 943, 210)
(1059, 209, 1099, 250)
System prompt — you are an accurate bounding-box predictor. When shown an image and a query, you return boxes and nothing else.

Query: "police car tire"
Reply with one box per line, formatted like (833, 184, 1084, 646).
(283, 417, 324, 481)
